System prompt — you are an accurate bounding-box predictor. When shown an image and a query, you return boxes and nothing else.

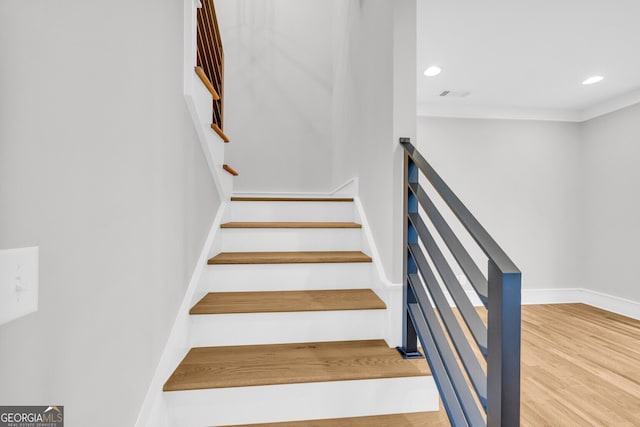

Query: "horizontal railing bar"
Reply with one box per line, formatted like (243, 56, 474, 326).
(409, 183, 488, 304)
(400, 139, 520, 275)
(406, 298, 471, 426)
(408, 247, 488, 407)
(409, 212, 488, 358)
(408, 275, 488, 418)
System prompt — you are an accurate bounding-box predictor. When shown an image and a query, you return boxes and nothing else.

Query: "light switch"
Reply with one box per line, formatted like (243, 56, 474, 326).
(0, 247, 39, 325)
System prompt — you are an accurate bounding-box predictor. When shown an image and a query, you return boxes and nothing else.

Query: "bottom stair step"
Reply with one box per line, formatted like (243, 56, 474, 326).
(163, 340, 438, 426)
(164, 376, 438, 427)
(222, 411, 449, 427)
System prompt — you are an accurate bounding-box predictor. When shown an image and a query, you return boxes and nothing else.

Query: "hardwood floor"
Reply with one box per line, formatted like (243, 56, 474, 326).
(520, 304, 640, 426)
(219, 304, 640, 426)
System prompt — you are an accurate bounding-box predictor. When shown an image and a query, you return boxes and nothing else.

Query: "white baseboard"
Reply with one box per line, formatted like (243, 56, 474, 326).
(352, 196, 404, 347)
(522, 288, 640, 320)
(230, 177, 360, 198)
(461, 288, 640, 321)
(521, 288, 582, 305)
(134, 202, 226, 427)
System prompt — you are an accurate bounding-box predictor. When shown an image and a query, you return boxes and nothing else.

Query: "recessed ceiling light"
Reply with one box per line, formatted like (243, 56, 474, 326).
(424, 66, 442, 77)
(582, 75, 604, 85)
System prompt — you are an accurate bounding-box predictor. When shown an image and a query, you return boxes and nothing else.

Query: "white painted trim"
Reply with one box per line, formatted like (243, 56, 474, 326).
(165, 376, 438, 427)
(417, 103, 582, 123)
(417, 91, 640, 123)
(465, 287, 640, 320)
(184, 81, 230, 201)
(183, 0, 231, 201)
(134, 202, 227, 427)
(353, 197, 395, 289)
(331, 177, 359, 197)
(520, 288, 582, 305)
(581, 289, 640, 320)
(520, 288, 640, 320)
(578, 88, 640, 122)
(352, 196, 403, 347)
(231, 177, 360, 199)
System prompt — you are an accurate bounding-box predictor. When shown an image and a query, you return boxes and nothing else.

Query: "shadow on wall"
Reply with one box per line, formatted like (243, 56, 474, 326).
(216, 0, 335, 192)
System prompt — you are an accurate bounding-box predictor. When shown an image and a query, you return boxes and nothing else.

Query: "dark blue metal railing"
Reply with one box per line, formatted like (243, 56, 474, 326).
(398, 138, 522, 427)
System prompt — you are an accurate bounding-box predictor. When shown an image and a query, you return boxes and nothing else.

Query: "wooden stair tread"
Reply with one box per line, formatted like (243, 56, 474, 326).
(211, 123, 230, 142)
(190, 289, 386, 315)
(163, 340, 429, 392)
(194, 66, 220, 100)
(208, 251, 372, 265)
(222, 164, 239, 176)
(222, 412, 449, 427)
(221, 222, 362, 229)
(230, 197, 354, 202)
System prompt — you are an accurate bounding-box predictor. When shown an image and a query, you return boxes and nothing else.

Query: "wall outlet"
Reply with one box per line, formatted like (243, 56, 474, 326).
(0, 247, 39, 326)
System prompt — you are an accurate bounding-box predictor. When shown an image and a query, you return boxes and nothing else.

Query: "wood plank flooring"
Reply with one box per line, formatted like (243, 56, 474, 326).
(519, 304, 640, 427)
(219, 304, 640, 426)
(163, 339, 429, 392)
(220, 222, 362, 229)
(190, 289, 386, 315)
(208, 251, 372, 265)
(230, 197, 354, 202)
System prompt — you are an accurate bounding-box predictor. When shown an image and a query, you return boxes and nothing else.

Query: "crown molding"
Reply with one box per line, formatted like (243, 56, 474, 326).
(578, 87, 640, 121)
(418, 89, 640, 123)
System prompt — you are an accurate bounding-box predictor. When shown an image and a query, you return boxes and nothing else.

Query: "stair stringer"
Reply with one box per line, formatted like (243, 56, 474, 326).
(183, 0, 232, 201)
(138, 179, 439, 426)
(352, 196, 404, 348)
(134, 202, 227, 427)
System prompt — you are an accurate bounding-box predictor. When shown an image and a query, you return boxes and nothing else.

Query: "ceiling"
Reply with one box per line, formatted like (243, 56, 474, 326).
(416, 0, 640, 121)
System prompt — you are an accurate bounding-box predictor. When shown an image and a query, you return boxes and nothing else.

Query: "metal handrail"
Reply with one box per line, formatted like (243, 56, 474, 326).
(398, 137, 522, 427)
(400, 138, 519, 275)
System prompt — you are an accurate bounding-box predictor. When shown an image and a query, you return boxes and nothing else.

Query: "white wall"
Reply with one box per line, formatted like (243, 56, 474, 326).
(417, 117, 583, 291)
(331, 0, 416, 283)
(215, 0, 336, 192)
(213, 0, 416, 282)
(0, 0, 219, 425)
(580, 102, 640, 302)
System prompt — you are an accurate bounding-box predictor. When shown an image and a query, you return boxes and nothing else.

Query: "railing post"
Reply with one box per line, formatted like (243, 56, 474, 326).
(487, 260, 522, 427)
(398, 138, 422, 359)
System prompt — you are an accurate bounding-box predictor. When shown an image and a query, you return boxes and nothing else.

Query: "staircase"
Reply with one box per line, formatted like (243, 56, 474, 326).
(162, 196, 439, 426)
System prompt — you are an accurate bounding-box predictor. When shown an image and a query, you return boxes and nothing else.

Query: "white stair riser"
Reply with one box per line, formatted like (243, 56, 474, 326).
(220, 228, 363, 252)
(225, 202, 355, 222)
(189, 310, 386, 347)
(202, 263, 374, 292)
(165, 376, 438, 427)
